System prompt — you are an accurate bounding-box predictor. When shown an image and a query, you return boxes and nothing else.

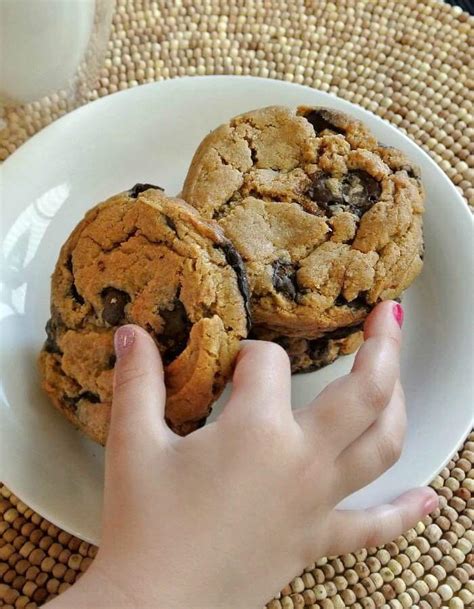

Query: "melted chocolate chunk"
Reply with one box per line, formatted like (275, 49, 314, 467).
(44, 318, 62, 354)
(304, 109, 345, 135)
(307, 173, 343, 215)
(308, 170, 381, 218)
(218, 242, 251, 329)
(159, 298, 191, 365)
(272, 260, 298, 300)
(80, 391, 101, 403)
(404, 166, 421, 181)
(341, 170, 381, 216)
(128, 183, 164, 198)
(101, 288, 131, 326)
(63, 391, 101, 411)
(108, 354, 117, 368)
(308, 336, 330, 361)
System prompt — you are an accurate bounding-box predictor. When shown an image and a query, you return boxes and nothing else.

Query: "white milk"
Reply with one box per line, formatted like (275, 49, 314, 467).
(0, 0, 96, 103)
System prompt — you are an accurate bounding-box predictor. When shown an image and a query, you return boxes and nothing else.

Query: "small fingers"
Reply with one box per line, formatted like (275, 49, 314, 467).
(108, 325, 169, 452)
(298, 301, 403, 454)
(335, 380, 406, 498)
(327, 488, 438, 556)
(219, 340, 292, 426)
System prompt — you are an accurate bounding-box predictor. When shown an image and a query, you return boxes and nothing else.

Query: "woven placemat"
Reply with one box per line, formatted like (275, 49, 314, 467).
(1, 1, 473, 608)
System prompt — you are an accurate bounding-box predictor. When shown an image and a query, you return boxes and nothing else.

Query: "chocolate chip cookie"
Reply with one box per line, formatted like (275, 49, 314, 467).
(250, 324, 363, 374)
(183, 106, 425, 337)
(39, 185, 250, 444)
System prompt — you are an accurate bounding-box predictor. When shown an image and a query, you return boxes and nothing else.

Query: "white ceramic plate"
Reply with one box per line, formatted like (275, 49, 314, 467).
(1, 76, 473, 544)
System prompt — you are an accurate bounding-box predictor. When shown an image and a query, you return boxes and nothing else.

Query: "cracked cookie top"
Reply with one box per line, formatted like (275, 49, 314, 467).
(39, 186, 249, 444)
(183, 106, 425, 336)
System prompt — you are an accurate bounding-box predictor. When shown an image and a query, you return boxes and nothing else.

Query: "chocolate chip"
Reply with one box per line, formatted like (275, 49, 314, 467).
(80, 391, 101, 403)
(108, 354, 117, 368)
(308, 336, 330, 361)
(63, 391, 101, 411)
(341, 170, 381, 216)
(65, 255, 73, 273)
(165, 215, 177, 232)
(44, 318, 62, 355)
(101, 288, 130, 326)
(272, 260, 298, 300)
(304, 109, 345, 135)
(128, 183, 164, 198)
(159, 298, 191, 364)
(218, 242, 251, 329)
(405, 166, 421, 180)
(308, 170, 381, 217)
(307, 172, 343, 215)
(62, 395, 79, 411)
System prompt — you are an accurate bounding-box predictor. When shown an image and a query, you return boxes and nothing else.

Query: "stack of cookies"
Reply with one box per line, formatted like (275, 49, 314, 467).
(182, 106, 425, 372)
(39, 105, 425, 444)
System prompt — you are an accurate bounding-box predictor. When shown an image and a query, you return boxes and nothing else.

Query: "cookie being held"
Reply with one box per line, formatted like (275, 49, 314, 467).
(250, 324, 363, 374)
(39, 185, 250, 444)
(183, 105, 425, 337)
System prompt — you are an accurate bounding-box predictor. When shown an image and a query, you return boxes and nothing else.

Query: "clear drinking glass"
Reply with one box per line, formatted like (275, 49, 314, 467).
(0, 0, 114, 105)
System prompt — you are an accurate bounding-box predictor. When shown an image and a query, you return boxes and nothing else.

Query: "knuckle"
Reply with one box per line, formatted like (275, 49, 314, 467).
(251, 409, 288, 438)
(362, 375, 391, 414)
(114, 366, 149, 391)
(385, 334, 402, 352)
(364, 515, 385, 549)
(365, 508, 403, 549)
(377, 433, 403, 470)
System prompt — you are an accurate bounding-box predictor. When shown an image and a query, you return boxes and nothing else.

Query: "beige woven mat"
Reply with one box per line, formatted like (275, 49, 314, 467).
(1, 1, 473, 608)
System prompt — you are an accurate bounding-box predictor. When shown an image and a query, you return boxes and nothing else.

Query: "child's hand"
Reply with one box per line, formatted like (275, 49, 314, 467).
(47, 301, 438, 609)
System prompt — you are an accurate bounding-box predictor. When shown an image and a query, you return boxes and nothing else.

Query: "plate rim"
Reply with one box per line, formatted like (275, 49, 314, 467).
(1, 75, 473, 543)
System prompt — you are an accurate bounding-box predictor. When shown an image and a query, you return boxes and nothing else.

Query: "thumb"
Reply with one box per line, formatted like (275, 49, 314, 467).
(107, 324, 168, 449)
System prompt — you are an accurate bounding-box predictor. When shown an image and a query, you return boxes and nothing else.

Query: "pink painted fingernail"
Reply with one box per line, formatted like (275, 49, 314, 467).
(423, 493, 439, 515)
(393, 303, 404, 328)
(114, 325, 135, 358)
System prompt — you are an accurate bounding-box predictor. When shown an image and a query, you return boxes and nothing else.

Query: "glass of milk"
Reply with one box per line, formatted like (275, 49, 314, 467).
(0, 0, 114, 105)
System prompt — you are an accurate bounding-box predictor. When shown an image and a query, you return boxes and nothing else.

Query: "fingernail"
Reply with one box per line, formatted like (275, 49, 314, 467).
(423, 493, 439, 515)
(114, 325, 135, 358)
(393, 303, 404, 328)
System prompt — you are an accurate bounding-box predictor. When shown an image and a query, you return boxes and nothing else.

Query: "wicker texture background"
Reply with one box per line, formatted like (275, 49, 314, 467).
(1, 1, 473, 608)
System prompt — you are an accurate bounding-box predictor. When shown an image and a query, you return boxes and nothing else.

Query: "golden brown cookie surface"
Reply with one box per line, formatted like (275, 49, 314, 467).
(183, 106, 425, 336)
(39, 185, 250, 444)
(250, 324, 363, 374)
